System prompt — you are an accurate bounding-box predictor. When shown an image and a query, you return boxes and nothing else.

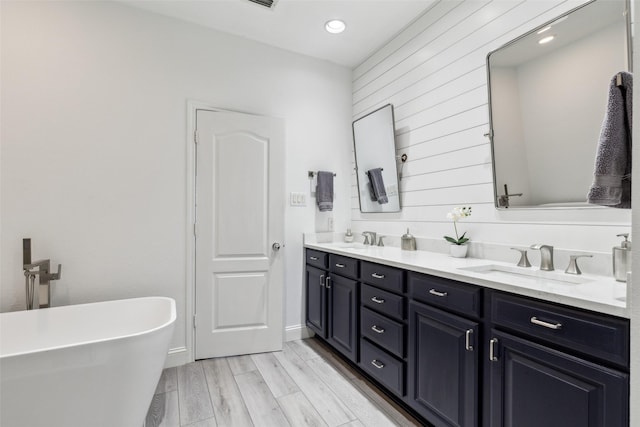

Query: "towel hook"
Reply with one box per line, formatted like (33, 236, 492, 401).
(397, 153, 408, 181)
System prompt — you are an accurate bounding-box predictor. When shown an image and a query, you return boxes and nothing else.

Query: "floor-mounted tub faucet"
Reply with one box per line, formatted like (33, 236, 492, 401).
(23, 238, 61, 309)
(530, 244, 554, 271)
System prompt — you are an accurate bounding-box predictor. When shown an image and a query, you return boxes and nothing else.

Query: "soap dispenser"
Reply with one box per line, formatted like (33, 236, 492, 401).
(344, 229, 354, 243)
(401, 228, 417, 251)
(613, 233, 631, 282)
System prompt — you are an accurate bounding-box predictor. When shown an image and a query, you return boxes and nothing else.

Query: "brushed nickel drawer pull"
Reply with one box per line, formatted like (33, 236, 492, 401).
(371, 273, 385, 279)
(320, 274, 325, 288)
(335, 263, 345, 268)
(309, 256, 319, 261)
(465, 329, 474, 351)
(489, 338, 499, 362)
(429, 289, 448, 297)
(530, 317, 562, 330)
(371, 296, 385, 304)
(371, 325, 385, 334)
(371, 359, 385, 369)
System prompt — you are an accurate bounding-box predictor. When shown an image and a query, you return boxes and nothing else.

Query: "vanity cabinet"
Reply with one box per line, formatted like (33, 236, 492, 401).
(408, 272, 481, 427)
(305, 250, 359, 362)
(358, 261, 407, 398)
(305, 264, 327, 337)
(487, 291, 630, 427)
(304, 246, 631, 427)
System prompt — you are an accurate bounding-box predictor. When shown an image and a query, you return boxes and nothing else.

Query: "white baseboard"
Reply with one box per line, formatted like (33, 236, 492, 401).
(164, 327, 312, 369)
(285, 324, 314, 341)
(164, 346, 189, 368)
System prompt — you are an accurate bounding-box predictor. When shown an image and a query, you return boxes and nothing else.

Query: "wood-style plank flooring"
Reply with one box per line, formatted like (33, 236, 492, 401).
(145, 338, 422, 427)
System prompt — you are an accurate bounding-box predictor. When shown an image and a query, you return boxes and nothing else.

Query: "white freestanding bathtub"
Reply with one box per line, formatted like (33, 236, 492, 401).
(0, 297, 176, 427)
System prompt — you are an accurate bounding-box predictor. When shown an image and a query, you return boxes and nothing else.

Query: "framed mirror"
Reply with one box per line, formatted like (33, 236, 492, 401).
(486, 0, 632, 209)
(352, 104, 401, 213)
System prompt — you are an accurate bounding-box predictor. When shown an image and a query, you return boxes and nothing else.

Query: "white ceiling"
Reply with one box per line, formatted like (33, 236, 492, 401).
(118, 0, 436, 68)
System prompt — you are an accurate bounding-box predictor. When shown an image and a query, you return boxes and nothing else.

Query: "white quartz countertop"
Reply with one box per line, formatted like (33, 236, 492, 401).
(304, 241, 629, 319)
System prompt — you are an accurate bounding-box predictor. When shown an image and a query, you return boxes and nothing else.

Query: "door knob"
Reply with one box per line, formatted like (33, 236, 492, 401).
(272, 242, 282, 251)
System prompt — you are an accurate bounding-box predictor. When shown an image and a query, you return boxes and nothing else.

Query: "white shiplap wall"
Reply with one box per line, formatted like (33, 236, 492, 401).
(350, 0, 631, 255)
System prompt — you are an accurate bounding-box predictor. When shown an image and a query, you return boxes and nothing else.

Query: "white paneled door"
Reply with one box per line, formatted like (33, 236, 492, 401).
(195, 109, 284, 359)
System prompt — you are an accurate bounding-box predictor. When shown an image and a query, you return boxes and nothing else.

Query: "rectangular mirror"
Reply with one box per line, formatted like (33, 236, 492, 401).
(486, 0, 632, 209)
(352, 104, 401, 212)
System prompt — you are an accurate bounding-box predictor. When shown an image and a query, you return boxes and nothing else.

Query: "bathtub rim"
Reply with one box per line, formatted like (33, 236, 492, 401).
(0, 296, 176, 359)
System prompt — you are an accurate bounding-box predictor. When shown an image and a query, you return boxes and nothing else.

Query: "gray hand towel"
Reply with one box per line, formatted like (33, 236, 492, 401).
(316, 171, 334, 212)
(367, 168, 389, 204)
(587, 71, 633, 208)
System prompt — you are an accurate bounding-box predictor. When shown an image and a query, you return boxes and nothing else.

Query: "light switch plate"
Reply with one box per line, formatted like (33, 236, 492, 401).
(290, 192, 306, 207)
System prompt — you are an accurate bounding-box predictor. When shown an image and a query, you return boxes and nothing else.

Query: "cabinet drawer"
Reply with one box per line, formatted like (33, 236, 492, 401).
(408, 272, 481, 318)
(361, 284, 405, 321)
(359, 339, 405, 397)
(329, 254, 359, 279)
(491, 292, 630, 368)
(306, 249, 327, 269)
(361, 261, 404, 293)
(361, 308, 405, 358)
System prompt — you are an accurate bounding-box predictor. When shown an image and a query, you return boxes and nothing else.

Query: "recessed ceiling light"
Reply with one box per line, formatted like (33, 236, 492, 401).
(325, 19, 346, 34)
(538, 35, 555, 45)
(537, 26, 551, 34)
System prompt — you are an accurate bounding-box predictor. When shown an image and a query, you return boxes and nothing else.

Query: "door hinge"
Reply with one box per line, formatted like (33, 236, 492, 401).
(193, 314, 197, 329)
(193, 223, 197, 238)
(194, 130, 199, 144)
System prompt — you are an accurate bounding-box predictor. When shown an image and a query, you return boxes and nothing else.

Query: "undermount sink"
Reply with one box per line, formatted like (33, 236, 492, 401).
(458, 264, 592, 285)
(329, 242, 369, 251)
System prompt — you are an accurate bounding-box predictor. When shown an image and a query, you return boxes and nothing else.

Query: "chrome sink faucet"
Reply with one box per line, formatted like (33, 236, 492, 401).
(530, 244, 554, 271)
(362, 231, 377, 246)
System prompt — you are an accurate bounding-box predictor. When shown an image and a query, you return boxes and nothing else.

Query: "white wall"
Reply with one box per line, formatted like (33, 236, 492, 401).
(351, 0, 631, 258)
(0, 1, 353, 359)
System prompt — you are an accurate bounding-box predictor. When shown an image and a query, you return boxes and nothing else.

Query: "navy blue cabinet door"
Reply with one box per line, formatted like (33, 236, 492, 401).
(488, 330, 629, 427)
(327, 274, 358, 362)
(305, 265, 327, 338)
(408, 301, 478, 427)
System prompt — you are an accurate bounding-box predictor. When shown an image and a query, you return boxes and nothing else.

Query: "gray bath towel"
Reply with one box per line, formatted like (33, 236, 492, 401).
(587, 71, 633, 208)
(316, 171, 334, 212)
(367, 168, 389, 204)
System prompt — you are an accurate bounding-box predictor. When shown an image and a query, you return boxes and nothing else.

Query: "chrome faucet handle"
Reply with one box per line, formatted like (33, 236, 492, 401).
(530, 244, 554, 271)
(49, 264, 62, 281)
(362, 231, 377, 246)
(565, 255, 592, 275)
(377, 236, 385, 247)
(510, 248, 531, 267)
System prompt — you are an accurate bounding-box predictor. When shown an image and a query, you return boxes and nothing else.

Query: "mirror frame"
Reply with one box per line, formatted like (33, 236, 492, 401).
(352, 104, 401, 213)
(486, 0, 633, 210)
